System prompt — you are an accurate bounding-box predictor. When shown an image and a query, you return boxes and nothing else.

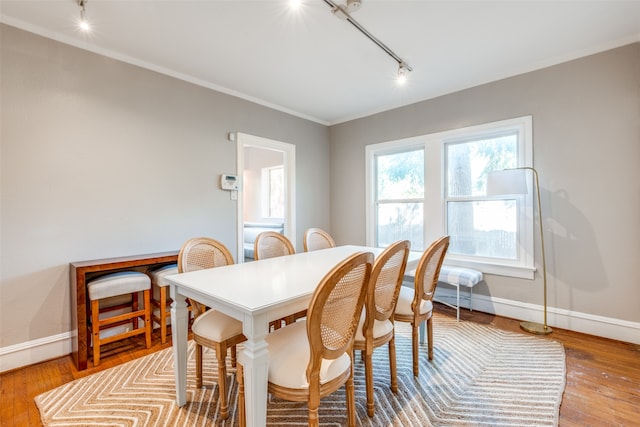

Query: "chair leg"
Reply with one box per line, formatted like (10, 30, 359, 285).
(216, 343, 230, 420)
(91, 300, 101, 366)
(237, 363, 246, 427)
(195, 343, 204, 388)
(143, 289, 152, 349)
(427, 317, 434, 360)
(346, 364, 356, 427)
(365, 346, 374, 417)
(389, 336, 398, 393)
(308, 375, 321, 427)
(231, 345, 237, 368)
(412, 322, 419, 377)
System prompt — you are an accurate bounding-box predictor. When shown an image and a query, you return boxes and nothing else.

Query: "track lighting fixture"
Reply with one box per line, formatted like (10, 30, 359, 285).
(397, 62, 409, 85)
(77, 0, 90, 32)
(322, 0, 412, 83)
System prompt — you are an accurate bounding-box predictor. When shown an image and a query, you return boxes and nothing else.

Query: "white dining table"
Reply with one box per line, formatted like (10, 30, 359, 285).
(166, 245, 420, 427)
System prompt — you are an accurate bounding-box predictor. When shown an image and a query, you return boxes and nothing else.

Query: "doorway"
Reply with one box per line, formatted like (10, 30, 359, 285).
(236, 133, 296, 263)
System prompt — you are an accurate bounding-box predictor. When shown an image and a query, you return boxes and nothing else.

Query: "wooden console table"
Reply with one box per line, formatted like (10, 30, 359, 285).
(70, 251, 179, 370)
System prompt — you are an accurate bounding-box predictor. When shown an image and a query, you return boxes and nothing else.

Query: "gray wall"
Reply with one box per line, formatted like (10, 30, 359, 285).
(0, 24, 330, 348)
(329, 43, 640, 324)
(2, 21, 638, 358)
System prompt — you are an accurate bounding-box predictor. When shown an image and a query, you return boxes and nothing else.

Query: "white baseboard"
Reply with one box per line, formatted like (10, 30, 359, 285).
(435, 287, 640, 344)
(2, 291, 639, 373)
(0, 331, 73, 373)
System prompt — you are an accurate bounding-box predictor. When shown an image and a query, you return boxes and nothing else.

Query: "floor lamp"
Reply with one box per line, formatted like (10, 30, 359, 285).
(486, 167, 552, 335)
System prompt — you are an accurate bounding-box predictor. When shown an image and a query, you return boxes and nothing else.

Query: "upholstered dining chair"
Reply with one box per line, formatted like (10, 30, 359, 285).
(178, 237, 246, 420)
(303, 227, 336, 252)
(254, 231, 303, 329)
(393, 236, 449, 376)
(354, 239, 410, 417)
(237, 251, 374, 427)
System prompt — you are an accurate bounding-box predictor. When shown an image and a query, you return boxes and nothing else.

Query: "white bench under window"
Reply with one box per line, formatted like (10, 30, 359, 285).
(403, 265, 483, 322)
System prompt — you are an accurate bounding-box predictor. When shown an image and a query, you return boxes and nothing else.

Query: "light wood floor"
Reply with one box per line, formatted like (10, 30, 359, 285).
(2, 304, 639, 426)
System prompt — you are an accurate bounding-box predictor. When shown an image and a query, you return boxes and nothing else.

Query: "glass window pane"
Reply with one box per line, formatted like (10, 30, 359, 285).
(447, 200, 517, 259)
(447, 133, 518, 197)
(377, 149, 424, 199)
(377, 202, 424, 251)
(268, 167, 284, 218)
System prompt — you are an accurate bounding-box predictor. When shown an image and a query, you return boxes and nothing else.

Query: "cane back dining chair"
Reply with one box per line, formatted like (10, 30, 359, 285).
(393, 236, 449, 376)
(254, 231, 295, 260)
(303, 227, 336, 252)
(254, 231, 304, 329)
(237, 251, 374, 427)
(178, 237, 247, 420)
(354, 239, 410, 417)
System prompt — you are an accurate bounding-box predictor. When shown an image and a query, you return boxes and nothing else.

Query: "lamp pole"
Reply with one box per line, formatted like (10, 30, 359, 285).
(516, 167, 552, 335)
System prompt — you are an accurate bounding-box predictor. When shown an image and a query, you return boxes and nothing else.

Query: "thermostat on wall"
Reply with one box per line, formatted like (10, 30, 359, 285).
(220, 174, 239, 191)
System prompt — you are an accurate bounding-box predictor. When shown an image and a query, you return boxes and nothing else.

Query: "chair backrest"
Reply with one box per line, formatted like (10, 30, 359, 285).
(254, 231, 295, 260)
(413, 236, 450, 308)
(366, 240, 411, 327)
(177, 237, 235, 316)
(303, 228, 336, 252)
(306, 251, 373, 370)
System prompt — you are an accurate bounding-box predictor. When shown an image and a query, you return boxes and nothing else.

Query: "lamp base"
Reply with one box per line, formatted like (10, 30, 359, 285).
(520, 321, 553, 335)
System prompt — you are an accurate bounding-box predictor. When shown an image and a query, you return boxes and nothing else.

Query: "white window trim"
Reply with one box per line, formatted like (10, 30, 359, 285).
(365, 116, 534, 279)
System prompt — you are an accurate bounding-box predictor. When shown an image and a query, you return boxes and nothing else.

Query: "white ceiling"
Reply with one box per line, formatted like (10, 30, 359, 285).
(2, 1, 639, 125)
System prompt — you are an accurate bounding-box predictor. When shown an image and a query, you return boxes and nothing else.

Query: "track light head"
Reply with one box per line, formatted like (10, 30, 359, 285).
(397, 62, 410, 84)
(77, 0, 90, 32)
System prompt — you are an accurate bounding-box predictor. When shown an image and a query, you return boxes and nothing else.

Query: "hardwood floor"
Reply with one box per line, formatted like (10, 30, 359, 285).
(1, 304, 639, 426)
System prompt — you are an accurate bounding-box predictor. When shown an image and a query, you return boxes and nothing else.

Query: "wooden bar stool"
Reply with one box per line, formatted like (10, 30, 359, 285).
(148, 263, 179, 344)
(87, 271, 152, 366)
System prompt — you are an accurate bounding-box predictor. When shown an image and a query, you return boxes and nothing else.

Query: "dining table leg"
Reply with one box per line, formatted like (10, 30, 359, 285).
(170, 286, 189, 406)
(238, 312, 270, 427)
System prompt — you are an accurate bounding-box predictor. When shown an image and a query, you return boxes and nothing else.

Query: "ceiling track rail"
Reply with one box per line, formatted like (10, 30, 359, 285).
(322, 0, 412, 72)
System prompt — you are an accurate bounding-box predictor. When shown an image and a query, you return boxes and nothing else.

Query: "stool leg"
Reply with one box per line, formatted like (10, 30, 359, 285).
(91, 300, 101, 366)
(456, 283, 460, 321)
(144, 289, 152, 349)
(132, 291, 139, 330)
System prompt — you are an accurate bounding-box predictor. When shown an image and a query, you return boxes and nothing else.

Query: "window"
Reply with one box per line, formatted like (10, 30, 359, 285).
(261, 165, 284, 219)
(375, 149, 425, 250)
(366, 116, 533, 278)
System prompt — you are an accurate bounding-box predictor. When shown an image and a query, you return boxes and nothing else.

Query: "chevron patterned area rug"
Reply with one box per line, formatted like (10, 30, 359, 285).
(35, 316, 565, 426)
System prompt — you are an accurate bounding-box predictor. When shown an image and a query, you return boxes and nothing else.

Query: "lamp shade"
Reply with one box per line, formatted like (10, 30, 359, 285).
(486, 168, 528, 196)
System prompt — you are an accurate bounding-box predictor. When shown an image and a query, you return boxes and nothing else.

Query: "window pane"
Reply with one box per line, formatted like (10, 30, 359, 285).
(377, 149, 424, 199)
(447, 200, 517, 259)
(269, 167, 284, 218)
(447, 134, 518, 197)
(377, 202, 424, 250)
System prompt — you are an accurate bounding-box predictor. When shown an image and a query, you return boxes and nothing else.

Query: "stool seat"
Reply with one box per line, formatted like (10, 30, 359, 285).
(149, 264, 179, 287)
(87, 270, 152, 366)
(148, 263, 180, 344)
(88, 271, 150, 300)
(404, 265, 483, 322)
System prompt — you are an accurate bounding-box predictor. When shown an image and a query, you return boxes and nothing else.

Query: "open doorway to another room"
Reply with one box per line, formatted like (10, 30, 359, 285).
(236, 133, 296, 263)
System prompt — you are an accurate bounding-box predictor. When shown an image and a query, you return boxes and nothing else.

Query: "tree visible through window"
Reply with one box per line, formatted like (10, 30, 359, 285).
(376, 149, 425, 250)
(445, 133, 518, 259)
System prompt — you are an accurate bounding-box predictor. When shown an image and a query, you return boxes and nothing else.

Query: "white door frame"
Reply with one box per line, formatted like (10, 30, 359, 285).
(236, 132, 296, 263)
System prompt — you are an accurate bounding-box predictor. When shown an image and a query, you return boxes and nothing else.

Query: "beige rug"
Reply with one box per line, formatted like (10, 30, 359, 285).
(35, 317, 566, 426)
